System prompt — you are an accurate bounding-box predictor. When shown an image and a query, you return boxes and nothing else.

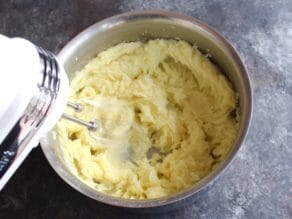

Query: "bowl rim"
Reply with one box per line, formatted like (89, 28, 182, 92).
(41, 9, 253, 208)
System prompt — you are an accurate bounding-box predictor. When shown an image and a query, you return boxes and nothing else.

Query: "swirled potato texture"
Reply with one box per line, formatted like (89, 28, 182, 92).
(58, 39, 238, 199)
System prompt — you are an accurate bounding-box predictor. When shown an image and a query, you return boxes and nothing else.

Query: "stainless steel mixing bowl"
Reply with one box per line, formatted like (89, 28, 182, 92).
(40, 10, 252, 209)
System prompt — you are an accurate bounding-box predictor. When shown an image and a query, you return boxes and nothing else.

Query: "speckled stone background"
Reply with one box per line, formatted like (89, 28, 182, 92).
(0, 0, 291, 218)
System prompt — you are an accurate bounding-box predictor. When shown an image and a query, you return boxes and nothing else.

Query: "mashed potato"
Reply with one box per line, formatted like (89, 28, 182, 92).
(58, 39, 238, 199)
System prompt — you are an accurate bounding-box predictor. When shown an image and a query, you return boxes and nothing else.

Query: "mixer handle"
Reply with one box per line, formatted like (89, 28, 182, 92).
(0, 43, 63, 190)
(0, 122, 20, 177)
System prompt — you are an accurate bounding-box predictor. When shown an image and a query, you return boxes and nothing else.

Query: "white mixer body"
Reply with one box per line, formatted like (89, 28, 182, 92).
(0, 34, 69, 190)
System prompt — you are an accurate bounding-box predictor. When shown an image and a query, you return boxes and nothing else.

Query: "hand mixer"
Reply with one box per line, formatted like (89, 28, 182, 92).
(0, 34, 100, 190)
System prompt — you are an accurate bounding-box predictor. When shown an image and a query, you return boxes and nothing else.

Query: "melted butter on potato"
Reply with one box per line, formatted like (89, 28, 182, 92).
(58, 39, 239, 199)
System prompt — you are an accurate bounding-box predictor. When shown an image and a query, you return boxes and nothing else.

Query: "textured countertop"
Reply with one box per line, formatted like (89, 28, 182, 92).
(0, 0, 291, 218)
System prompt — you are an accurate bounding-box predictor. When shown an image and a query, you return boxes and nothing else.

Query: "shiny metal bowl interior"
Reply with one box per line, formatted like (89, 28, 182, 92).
(40, 10, 252, 208)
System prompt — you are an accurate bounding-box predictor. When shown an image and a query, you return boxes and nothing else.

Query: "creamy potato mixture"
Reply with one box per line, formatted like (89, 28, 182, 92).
(58, 39, 238, 199)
